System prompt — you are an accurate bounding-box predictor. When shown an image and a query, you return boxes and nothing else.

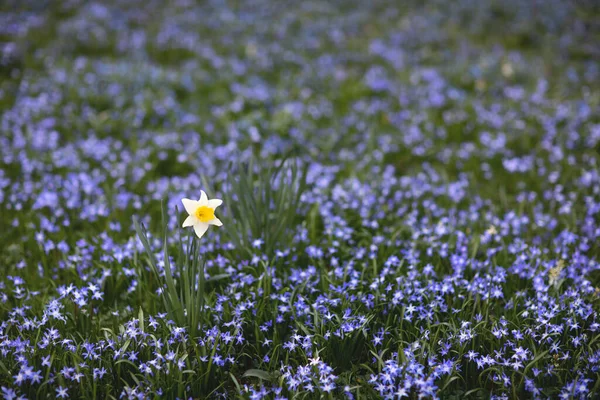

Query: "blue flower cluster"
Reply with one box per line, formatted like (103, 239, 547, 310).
(0, 0, 599, 398)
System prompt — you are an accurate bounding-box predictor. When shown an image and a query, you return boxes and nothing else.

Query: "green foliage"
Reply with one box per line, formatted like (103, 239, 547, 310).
(210, 157, 308, 258)
(133, 201, 206, 338)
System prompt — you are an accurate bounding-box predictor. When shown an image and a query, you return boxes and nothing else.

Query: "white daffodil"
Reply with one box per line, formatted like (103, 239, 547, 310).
(181, 191, 223, 239)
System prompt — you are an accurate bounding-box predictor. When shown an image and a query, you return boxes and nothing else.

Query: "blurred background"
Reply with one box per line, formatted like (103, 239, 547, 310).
(1, 0, 598, 139)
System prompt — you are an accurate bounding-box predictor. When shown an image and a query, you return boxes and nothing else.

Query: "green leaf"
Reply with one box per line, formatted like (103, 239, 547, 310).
(523, 349, 549, 375)
(229, 373, 242, 394)
(207, 273, 229, 282)
(242, 369, 272, 381)
(138, 307, 144, 334)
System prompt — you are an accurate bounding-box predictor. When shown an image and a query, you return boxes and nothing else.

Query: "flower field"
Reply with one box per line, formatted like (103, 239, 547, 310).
(0, 0, 599, 398)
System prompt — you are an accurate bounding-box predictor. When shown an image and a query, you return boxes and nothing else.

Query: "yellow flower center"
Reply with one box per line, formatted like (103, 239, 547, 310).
(195, 206, 215, 222)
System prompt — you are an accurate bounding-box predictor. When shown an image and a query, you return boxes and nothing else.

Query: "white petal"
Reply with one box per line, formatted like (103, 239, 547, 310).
(209, 217, 223, 227)
(198, 190, 208, 206)
(193, 222, 209, 239)
(182, 215, 196, 227)
(182, 198, 200, 215)
(207, 198, 223, 209)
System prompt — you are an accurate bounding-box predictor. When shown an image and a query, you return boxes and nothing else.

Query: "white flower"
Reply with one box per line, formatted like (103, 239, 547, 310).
(181, 190, 223, 239)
